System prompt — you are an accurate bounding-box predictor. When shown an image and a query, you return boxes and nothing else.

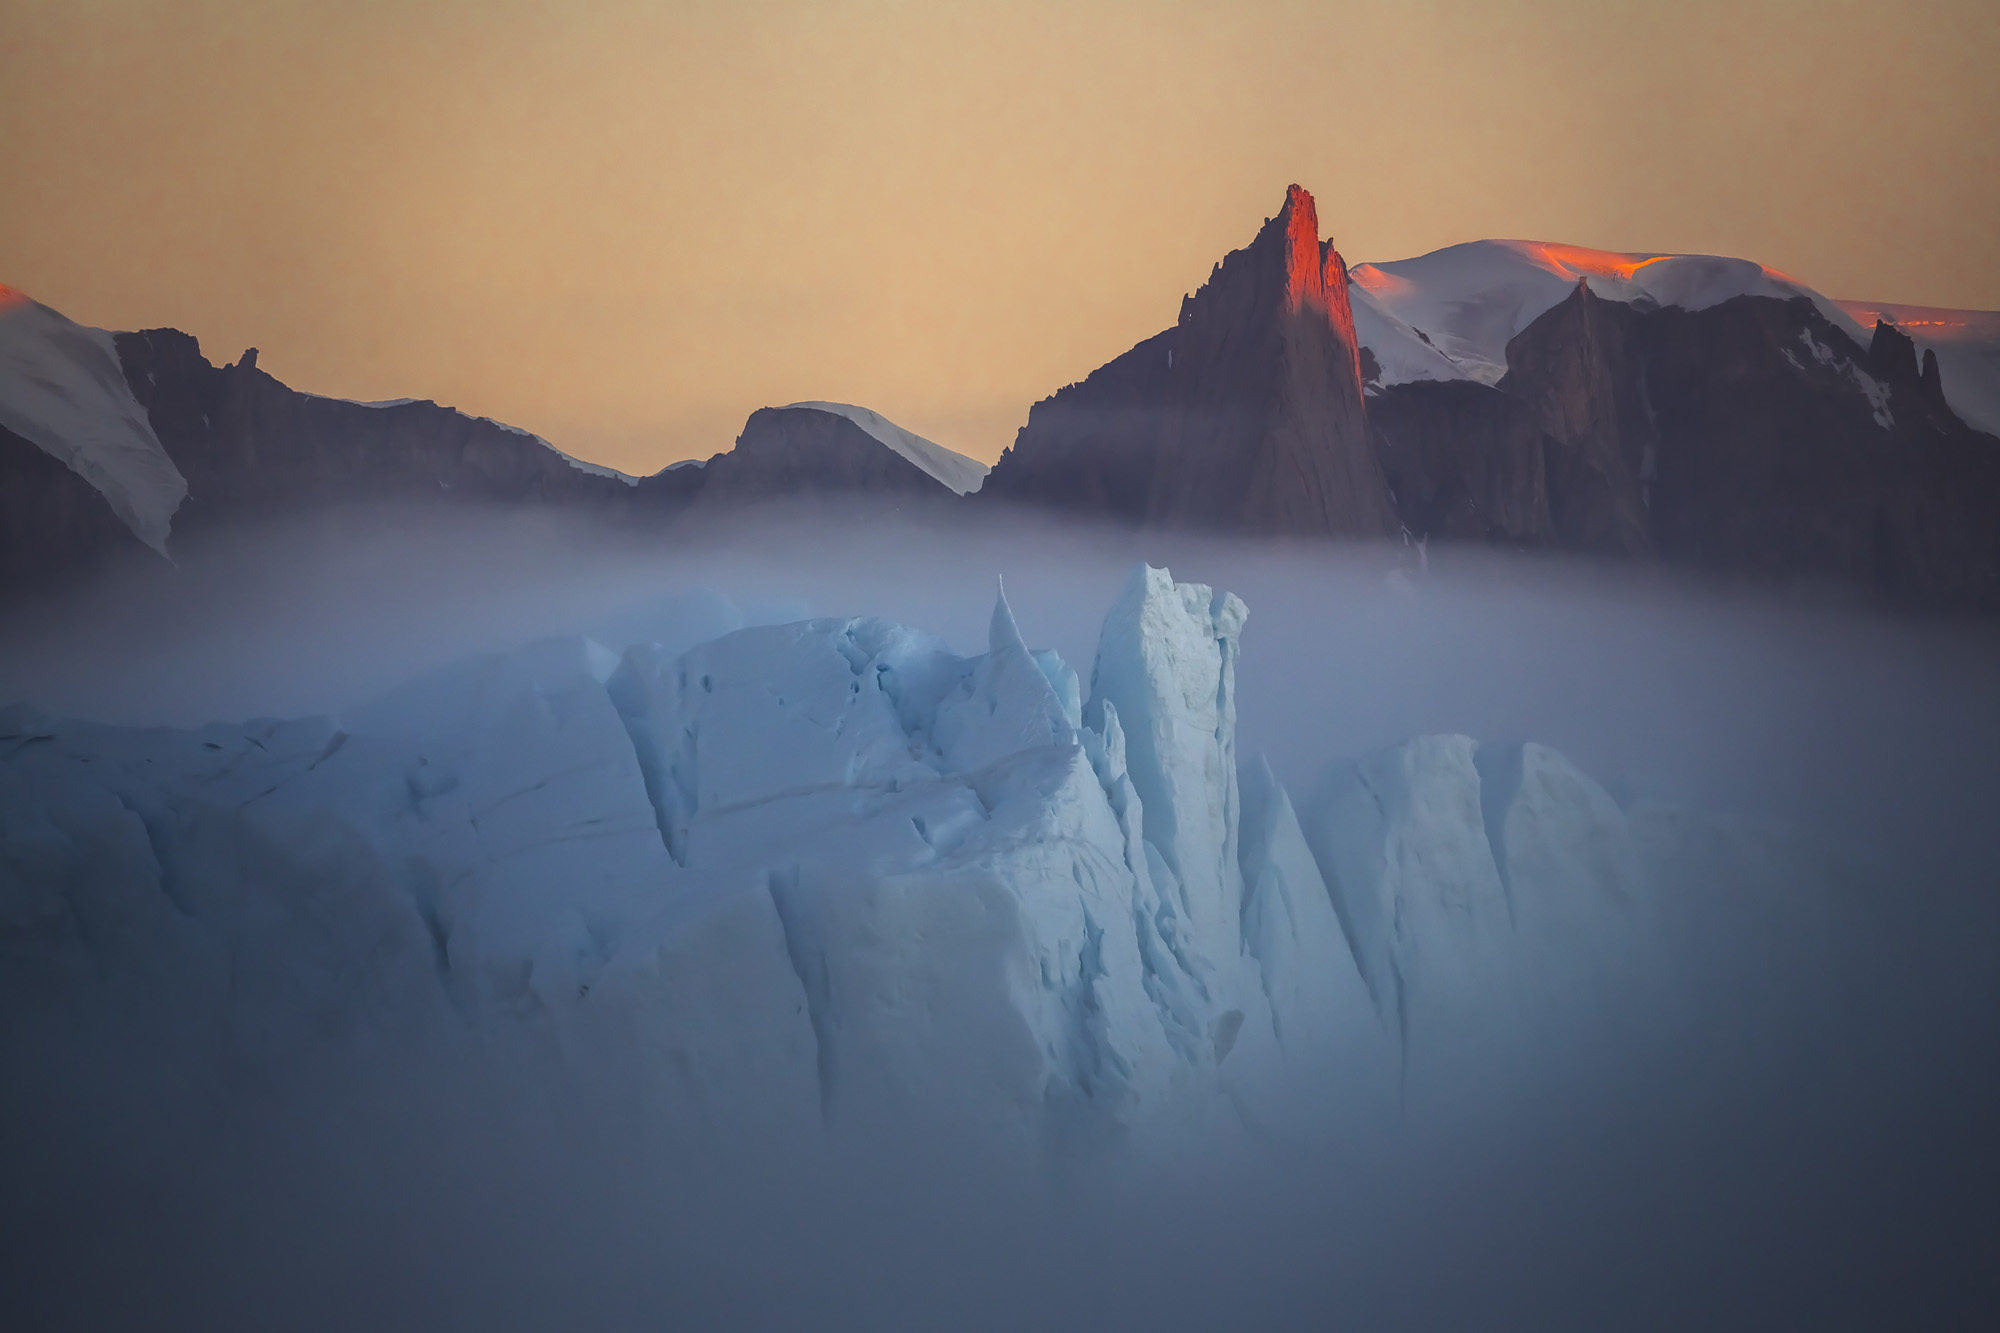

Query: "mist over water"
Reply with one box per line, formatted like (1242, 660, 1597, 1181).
(4, 501, 1998, 1331)
(12, 502, 1998, 872)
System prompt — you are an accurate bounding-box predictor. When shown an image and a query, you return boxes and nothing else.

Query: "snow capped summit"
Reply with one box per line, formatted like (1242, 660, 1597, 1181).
(0, 285, 188, 555)
(1348, 238, 1869, 387)
(779, 401, 989, 495)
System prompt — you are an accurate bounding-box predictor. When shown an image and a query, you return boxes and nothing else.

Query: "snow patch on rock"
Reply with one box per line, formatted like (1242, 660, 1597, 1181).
(0, 287, 188, 554)
(1836, 300, 2000, 436)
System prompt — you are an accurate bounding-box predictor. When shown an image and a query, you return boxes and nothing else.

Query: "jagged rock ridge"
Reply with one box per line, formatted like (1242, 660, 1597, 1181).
(0, 316, 987, 593)
(987, 189, 2000, 609)
(985, 185, 1397, 538)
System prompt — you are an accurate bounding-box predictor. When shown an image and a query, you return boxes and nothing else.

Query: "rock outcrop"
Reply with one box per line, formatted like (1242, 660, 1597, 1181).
(1499, 279, 1656, 557)
(113, 329, 633, 530)
(973, 330, 1176, 525)
(986, 185, 1398, 538)
(1425, 282, 2000, 605)
(1366, 380, 1553, 545)
(665, 405, 970, 509)
(1633, 297, 2000, 603)
(9, 191, 2000, 613)
(1143, 186, 1395, 535)
(2, 321, 988, 597)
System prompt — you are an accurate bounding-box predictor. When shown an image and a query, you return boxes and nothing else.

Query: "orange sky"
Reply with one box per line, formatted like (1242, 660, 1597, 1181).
(3, 0, 1996, 473)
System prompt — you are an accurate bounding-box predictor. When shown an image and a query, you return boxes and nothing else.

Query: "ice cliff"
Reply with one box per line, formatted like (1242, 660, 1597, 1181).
(0, 566, 1787, 1149)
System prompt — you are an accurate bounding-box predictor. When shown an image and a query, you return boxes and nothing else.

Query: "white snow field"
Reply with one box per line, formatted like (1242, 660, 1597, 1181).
(1348, 239, 1869, 387)
(781, 400, 991, 494)
(0, 286, 187, 554)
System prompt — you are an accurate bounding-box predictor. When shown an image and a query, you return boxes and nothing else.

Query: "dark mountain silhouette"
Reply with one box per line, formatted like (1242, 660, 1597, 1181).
(987, 187, 2000, 609)
(1, 333, 979, 593)
(6, 183, 2000, 611)
(984, 184, 1396, 537)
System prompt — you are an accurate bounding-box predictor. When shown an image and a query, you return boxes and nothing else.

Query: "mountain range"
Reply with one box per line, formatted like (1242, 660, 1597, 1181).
(5, 186, 1997, 608)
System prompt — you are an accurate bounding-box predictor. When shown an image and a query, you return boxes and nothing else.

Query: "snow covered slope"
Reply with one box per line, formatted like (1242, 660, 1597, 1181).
(1349, 286, 1470, 389)
(0, 566, 1833, 1149)
(0, 285, 187, 554)
(782, 401, 989, 495)
(1834, 300, 2000, 436)
(1349, 240, 1868, 387)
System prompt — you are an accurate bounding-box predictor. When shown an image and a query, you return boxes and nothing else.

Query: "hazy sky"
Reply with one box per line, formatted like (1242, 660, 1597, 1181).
(4, 0, 1996, 473)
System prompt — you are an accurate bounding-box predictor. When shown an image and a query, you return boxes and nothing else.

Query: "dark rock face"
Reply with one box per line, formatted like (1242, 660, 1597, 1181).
(985, 185, 1396, 537)
(1431, 283, 2000, 607)
(977, 331, 1175, 524)
(5, 329, 981, 599)
(1920, 348, 1947, 412)
(984, 188, 1999, 608)
(115, 333, 967, 517)
(1634, 297, 2000, 605)
(1867, 319, 1921, 385)
(676, 406, 956, 508)
(10, 196, 1999, 614)
(114, 329, 629, 530)
(1145, 186, 1394, 535)
(0, 422, 148, 589)
(1367, 381, 1552, 545)
(1499, 280, 1656, 557)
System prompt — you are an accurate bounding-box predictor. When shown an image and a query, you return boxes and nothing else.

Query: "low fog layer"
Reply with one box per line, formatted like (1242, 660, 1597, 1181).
(10, 501, 1997, 875)
(3, 502, 1997, 1331)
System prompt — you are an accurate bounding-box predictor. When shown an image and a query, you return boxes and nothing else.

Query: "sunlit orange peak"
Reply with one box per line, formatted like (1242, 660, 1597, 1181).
(0, 283, 30, 312)
(1279, 184, 1324, 312)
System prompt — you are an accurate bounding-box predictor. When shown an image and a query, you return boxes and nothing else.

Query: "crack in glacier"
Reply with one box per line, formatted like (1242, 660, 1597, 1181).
(1472, 741, 1522, 929)
(766, 867, 834, 1120)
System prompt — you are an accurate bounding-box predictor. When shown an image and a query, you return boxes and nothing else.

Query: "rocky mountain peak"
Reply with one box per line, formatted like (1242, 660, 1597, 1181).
(1921, 347, 1947, 411)
(1277, 183, 1324, 313)
(1146, 184, 1391, 535)
(1500, 275, 1654, 557)
(987, 184, 1395, 537)
(1869, 319, 1922, 384)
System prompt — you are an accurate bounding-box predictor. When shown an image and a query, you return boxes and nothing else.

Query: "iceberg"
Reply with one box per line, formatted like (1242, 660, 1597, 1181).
(0, 565, 1830, 1156)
